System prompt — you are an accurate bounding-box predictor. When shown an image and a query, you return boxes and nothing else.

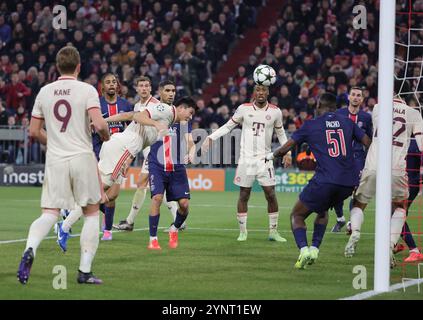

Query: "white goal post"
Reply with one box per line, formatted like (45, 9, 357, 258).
(374, 0, 396, 292)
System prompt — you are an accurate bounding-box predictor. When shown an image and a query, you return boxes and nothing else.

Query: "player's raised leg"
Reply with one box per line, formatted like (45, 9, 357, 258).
(237, 187, 251, 241)
(262, 185, 286, 242)
(57, 206, 83, 252)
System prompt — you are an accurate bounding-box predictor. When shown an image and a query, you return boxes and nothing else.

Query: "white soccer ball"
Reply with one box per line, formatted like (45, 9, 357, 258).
(253, 64, 277, 86)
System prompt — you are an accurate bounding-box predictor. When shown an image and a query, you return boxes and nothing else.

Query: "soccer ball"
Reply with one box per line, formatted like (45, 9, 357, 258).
(253, 64, 277, 86)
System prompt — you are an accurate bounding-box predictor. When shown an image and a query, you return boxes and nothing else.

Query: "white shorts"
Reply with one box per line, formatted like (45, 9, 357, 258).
(98, 133, 135, 187)
(354, 169, 409, 204)
(234, 160, 275, 188)
(41, 153, 102, 209)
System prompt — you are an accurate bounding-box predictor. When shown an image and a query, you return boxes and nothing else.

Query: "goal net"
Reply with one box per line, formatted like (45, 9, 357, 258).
(393, 0, 423, 284)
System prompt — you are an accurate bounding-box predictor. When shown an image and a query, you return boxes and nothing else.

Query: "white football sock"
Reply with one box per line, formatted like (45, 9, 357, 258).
(25, 212, 58, 256)
(350, 207, 364, 233)
(390, 208, 407, 250)
(268, 212, 279, 231)
(127, 188, 147, 224)
(79, 213, 100, 273)
(149, 236, 158, 242)
(237, 213, 247, 233)
(62, 206, 83, 233)
(337, 216, 346, 223)
(163, 193, 178, 222)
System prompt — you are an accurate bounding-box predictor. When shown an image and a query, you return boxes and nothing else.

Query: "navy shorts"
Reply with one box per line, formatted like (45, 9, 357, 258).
(149, 166, 190, 201)
(300, 179, 354, 213)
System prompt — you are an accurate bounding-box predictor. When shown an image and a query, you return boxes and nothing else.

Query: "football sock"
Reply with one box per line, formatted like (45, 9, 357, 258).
(79, 213, 99, 273)
(333, 201, 344, 219)
(149, 214, 160, 238)
(401, 221, 417, 250)
(163, 194, 178, 222)
(268, 212, 279, 231)
(337, 216, 346, 223)
(173, 210, 187, 230)
(350, 207, 364, 232)
(293, 228, 308, 249)
(391, 208, 406, 250)
(25, 212, 58, 256)
(237, 213, 247, 233)
(311, 223, 327, 248)
(127, 188, 147, 224)
(62, 206, 83, 233)
(104, 205, 115, 231)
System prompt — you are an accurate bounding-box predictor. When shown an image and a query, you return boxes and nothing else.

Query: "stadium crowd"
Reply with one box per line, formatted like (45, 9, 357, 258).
(196, 0, 382, 132)
(0, 0, 407, 166)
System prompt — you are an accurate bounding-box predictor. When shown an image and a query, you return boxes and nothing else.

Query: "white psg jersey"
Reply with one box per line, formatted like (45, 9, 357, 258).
(365, 98, 423, 175)
(31, 76, 100, 163)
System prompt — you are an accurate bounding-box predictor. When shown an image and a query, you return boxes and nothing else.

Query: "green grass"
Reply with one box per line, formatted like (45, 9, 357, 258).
(0, 187, 422, 300)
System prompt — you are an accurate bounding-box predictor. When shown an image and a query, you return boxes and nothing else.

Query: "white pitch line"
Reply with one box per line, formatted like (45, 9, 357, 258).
(339, 279, 422, 300)
(0, 225, 377, 245)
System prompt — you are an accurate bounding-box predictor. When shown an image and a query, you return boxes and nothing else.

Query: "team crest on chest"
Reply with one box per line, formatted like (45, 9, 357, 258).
(266, 115, 271, 121)
(157, 105, 165, 112)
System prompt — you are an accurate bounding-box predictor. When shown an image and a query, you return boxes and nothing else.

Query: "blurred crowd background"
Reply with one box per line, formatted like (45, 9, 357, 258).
(1, 0, 419, 166)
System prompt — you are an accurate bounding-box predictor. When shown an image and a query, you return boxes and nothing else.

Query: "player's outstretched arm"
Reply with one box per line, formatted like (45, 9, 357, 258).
(105, 111, 135, 123)
(133, 110, 168, 132)
(29, 117, 47, 145)
(89, 108, 110, 141)
(266, 139, 297, 161)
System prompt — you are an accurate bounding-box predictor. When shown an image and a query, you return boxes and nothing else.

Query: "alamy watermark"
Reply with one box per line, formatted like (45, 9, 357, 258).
(52, 265, 67, 289)
(352, 5, 367, 30)
(352, 265, 367, 290)
(52, 5, 67, 30)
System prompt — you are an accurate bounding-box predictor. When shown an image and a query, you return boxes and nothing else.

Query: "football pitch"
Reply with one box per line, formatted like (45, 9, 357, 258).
(0, 187, 422, 300)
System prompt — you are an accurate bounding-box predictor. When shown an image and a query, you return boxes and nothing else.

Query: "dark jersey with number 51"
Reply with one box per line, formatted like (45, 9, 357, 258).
(291, 112, 365, 187)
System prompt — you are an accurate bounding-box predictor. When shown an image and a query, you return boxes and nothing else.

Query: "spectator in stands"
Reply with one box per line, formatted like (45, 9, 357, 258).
(277, 85, 293, 109)
(0, 72, 31, 113)
(293, 87, 309, 114)
(1, 115, 17, 163)
(212, 105, 231, 127)
(0, 15, 11, 47)
(0, 99, 8, 125)
(294, 109, 312, 129)
(208, 95, 222, 112)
